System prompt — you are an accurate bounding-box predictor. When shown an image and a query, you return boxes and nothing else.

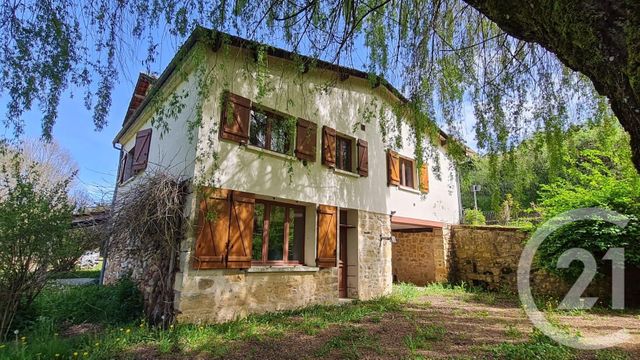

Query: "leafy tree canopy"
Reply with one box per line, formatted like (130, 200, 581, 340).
(1, 1, 638, 170)
(461, 101, 637, 213)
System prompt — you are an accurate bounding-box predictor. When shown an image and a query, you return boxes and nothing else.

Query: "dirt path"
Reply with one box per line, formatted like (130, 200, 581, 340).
(126, 290, 640, 359)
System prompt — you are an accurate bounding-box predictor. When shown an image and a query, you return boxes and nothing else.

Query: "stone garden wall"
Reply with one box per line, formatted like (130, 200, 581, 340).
(450, 225, 611, 298)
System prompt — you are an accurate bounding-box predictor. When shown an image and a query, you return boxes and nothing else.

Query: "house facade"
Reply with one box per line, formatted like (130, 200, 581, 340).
(104, 28, 461, 323)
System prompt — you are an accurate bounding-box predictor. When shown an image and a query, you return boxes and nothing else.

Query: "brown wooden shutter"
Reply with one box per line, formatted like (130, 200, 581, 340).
(220, 92, 251, 143)
(387, 150, 400, 186)
(295, 118, 317, 162)
(316, 205, 337, 268)
(193, 188, 231, 269)
(321, 126, 336, 168)
(227, 191, 255, 269)
(132, 128, 152, 172)
(118, 152, 127, 184)
(419, 164, 429, 193)
(357, 139, 368, 176)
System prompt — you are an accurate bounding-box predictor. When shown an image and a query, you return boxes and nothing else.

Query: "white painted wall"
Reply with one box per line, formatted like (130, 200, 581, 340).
(114, 43, 460, 225)
(193, 46, 460, 225)
(115, 71, 200, 193)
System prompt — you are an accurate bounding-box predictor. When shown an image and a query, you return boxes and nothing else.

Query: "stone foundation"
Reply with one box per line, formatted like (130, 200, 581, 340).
(175, 268, 338, 323)
(173, 208, 393, 323)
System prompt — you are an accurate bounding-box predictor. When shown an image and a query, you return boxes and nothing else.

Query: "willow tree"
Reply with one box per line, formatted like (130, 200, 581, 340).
(2, 1, 638, 171)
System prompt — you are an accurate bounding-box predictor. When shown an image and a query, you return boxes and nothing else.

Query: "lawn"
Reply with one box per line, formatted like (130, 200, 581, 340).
(1, 283, 639, 359)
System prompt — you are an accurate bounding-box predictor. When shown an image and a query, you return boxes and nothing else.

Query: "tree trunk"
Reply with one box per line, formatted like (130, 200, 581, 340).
(463, 0, 640, 171)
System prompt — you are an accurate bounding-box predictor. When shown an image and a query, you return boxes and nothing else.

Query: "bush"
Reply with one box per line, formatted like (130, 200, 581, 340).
(15, 279, 143, 331)
(464, 209, 486, 225)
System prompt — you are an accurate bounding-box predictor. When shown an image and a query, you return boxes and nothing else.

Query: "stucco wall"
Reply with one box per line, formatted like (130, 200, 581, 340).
(193, 46, 461, 225)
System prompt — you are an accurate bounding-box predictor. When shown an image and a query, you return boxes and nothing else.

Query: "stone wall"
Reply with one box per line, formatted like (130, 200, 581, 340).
(175, 267, 338, 323)
(356, 211, 393, 300)
(392, 230, 436, 285)
(391, 226, 452, 286)
(450, 225, 609, 298)
(173, 209, 393, 323)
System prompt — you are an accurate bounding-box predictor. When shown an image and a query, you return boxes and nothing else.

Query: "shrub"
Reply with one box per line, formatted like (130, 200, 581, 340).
(0, 157, 75, 339)
(15, 279, 142, 330)
(464, 209, 486, 225)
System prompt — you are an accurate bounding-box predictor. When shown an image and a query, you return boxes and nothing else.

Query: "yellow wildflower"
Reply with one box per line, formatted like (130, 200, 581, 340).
(73, 352, 78, 357)
(94, 342, 100, 347)
(126, 329, 131, 333)
(20, 336, 26, 341)
(55, 354, 60, 358)
(83, 352, 89, 357)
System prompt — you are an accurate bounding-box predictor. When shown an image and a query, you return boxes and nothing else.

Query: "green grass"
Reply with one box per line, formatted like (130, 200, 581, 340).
(315, 326, 382, 359)
(0, 285, 409, 360)
(505, 324, 524, 339)
(50, 269, 101, 279)
(488, 329, 575, 360)
(404, 323, 447, 352)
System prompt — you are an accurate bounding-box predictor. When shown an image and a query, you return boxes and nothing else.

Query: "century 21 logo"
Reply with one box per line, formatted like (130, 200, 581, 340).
(517, 208, 631, 350)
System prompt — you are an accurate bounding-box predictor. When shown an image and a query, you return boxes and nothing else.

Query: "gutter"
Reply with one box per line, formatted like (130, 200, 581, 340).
(99, 142, 123, 285)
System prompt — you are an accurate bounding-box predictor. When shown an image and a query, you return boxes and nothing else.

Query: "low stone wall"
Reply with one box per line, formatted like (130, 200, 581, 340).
(392, 226, 451, 286)
(175, 268, 338, 323)
(451, 225, 610, 298)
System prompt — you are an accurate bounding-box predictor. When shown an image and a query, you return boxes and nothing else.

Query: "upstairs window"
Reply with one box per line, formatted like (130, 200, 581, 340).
(399, 157, 415, 188)
(252, 200, 305, 264)
(120, 148, 135, 183)
(249, 109, 292, 155)
(335, 135, 353, 172)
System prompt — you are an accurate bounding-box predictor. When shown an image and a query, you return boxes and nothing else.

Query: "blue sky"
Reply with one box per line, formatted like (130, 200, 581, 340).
(3, 29, 478, 202)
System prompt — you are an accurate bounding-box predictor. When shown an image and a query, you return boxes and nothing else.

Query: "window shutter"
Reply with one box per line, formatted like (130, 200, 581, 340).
(316, 205, 337, 268)
(387, 150, 400, 186)
(220, 92, 251, 143)
(193, 188, 231, 269)
(295, 118, 317, 162)
(132, 128, 152, 172)
(419, 164, 429, 193)
(357, 139, 368, 176)
(321, 126, 336, 168)
(227, 191, 255, 269)
(118, 152, 127, 184)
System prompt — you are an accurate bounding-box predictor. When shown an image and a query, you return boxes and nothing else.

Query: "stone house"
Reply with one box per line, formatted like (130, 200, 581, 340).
(103, 27, 461, 323)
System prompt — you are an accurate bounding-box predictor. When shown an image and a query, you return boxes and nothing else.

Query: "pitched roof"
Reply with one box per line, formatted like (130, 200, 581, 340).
(114, 26, 449, 143)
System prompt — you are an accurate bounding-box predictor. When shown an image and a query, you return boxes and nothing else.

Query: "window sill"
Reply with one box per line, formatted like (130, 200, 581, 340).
(118, 173, 140, 187)
(397, 185, 421, 194)
(334, 168, 360, 178)
(247, 265, 319, 273)
(244, 144, 297, 161)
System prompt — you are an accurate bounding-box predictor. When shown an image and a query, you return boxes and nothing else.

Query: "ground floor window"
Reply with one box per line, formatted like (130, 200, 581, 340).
(252, 200, 305, 264)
